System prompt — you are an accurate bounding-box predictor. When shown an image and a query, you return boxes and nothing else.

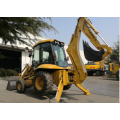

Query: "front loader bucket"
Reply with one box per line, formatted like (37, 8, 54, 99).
(83, 41, 104, 61)
(6, 79, 17, 91)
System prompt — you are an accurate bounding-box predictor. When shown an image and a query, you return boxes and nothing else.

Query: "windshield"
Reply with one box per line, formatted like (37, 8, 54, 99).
(53, 44, 68, 67)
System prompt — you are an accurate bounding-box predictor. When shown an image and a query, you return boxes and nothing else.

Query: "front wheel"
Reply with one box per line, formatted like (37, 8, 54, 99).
(16, 79, 26, 93)
(33, 71, 53, 96)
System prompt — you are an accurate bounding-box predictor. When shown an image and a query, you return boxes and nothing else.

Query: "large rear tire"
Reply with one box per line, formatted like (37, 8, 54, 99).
(116, 70, 119, 81)
(33, 71, 53, 96)
(16, 79, 26, 93)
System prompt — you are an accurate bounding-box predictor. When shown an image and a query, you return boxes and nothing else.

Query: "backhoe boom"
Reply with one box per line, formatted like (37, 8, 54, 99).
(66, 17, 112, 83)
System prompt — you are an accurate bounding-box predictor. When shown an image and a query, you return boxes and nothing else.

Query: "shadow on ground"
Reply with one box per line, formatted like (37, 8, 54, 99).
(12, 88, 48, 101)
(12, 88, 83, 103)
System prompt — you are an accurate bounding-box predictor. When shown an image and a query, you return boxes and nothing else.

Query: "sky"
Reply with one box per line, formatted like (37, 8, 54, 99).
(41, 17, 119, 51)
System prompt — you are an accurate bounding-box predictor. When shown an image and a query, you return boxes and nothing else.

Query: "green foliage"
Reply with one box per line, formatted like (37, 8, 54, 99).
(0, 52, 5, 59)
(0, 17, 58, 46)
(106, 38, 120, 64)
(0, 52, 14, 59)
(0, 68, 17, 77)
(0, 68, 7, 77)
(7, 69, 17, 75)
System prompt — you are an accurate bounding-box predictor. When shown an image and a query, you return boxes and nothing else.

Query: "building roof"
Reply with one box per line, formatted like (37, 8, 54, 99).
(0, 44, 32, 52)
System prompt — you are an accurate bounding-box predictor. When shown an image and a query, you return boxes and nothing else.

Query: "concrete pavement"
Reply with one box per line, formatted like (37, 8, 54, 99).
(0, 76, 119, 103)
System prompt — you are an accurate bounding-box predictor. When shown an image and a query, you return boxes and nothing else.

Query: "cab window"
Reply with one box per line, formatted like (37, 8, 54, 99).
(40, 43, 54, 64)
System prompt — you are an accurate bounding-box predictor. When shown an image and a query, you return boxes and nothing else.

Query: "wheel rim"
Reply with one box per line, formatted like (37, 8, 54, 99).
(17, 83, 21, 90)
(35, 77, 44, 90)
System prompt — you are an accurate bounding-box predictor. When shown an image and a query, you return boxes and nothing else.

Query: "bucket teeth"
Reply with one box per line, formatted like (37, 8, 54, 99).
(83, 40, 104, 62)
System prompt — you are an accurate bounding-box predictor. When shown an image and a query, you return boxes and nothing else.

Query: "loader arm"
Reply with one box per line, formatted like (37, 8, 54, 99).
(66, 17, 112, 83)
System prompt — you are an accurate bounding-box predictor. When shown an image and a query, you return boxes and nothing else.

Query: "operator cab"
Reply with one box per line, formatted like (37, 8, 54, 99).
(32, 39, 68, 70)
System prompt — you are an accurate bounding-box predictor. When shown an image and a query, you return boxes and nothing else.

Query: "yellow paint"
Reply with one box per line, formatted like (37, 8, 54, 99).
(62, 70, 69, 86)
(51, 70, 61, 86)
(26, 80, 33, 86)
(55, 79, 64, 102)
(35, 77, 44, 90)
(75, 84, 91, 95)
(85, 56, 110, 71)
(85, 64, 99, 69)
(51, 70, 69, 86)
(35, 64, 70, 73)
(109, 63, 120, 75)
(84, 17, 99, 34)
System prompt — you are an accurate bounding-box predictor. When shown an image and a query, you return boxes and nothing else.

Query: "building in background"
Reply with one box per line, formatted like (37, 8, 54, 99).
(0, 36, 88, 73)
(0, 35, 47, 72)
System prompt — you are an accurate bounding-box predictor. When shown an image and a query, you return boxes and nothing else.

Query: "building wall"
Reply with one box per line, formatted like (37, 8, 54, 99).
(0, 35, 48, 72)
(21, 51, 32, 71)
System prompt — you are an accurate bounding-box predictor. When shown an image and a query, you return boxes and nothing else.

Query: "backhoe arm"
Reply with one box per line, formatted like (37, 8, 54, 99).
(66, 17, 112, 83)
(80, 17, 112, 59)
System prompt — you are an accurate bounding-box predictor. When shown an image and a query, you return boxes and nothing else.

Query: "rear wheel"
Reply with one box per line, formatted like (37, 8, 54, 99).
(33, 71, 53, 96)
(116, 70, 119, 80)
(16, 79, 26, 93)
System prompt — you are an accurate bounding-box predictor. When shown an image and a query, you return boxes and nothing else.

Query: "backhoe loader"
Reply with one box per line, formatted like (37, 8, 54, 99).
(85, 56, 109, 76)
(13, 17, 112, 102)
(106, 63, 120, 80)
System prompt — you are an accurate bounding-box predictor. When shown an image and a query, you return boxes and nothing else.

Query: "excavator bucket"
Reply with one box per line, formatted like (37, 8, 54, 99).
(6, 79, 17, 91)
(83, 41, 104, 62)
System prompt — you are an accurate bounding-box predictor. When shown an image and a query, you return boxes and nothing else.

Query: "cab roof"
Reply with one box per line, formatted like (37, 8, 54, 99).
(32, 39, 65, 48)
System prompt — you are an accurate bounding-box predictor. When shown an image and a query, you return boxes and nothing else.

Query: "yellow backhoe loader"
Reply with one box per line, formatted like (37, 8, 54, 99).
(8, 17, 112, 102)
(85, 56, 109, 76)
(106, 63, 120, 80)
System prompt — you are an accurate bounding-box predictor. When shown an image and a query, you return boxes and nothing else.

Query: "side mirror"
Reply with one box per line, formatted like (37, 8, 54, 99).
(29, 52, 32, 57)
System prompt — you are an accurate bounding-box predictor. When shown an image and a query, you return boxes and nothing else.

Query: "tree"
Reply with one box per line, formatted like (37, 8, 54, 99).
(0, 17, 58, 46)
(106, 38, 119, 64)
